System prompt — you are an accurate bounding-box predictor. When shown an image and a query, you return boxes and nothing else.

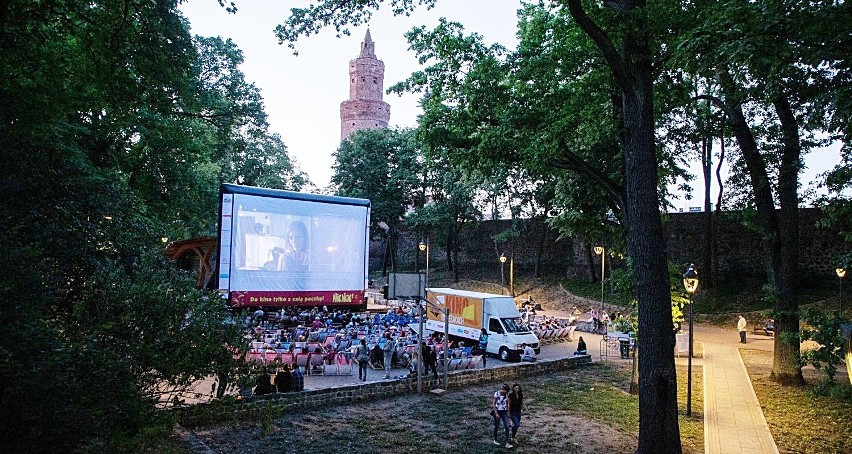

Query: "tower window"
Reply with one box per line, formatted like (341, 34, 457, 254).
(373, 78, 377, 84)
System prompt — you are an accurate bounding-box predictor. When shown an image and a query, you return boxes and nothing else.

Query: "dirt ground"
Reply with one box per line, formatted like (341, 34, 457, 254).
(192, 366, 640, 454)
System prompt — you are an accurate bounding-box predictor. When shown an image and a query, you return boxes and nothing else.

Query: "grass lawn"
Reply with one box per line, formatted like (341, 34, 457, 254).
(191, 360, 704, 453)
(740, 349, 852, 454)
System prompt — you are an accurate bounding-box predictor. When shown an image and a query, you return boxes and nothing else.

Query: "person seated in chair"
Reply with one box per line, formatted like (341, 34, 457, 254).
(275, 364, 294, 393)
(763, 318, 776, 336)
(520, 343, 536, 362)
(254, 371, 275, 396)
(370, 343, 384, 369)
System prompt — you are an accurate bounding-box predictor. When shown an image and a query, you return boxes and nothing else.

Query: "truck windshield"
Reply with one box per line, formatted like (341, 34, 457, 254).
(501, 317, 531, 334)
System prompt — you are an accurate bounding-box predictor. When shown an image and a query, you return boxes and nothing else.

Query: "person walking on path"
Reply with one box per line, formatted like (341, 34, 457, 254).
(381, 332, 396, 379)
(508, 383, 525, 444)
(492, 384, 513, 448)
(356, 338, 369, 382)
(478, 328, 489, 367)
(737, 315, 747, 344)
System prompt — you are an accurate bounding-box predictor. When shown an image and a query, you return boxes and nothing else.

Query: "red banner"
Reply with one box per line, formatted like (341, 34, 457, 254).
(229, 290, 364, 307)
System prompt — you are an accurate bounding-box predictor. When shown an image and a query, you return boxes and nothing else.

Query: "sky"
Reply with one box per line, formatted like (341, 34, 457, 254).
(179, 0, 840, 210)
(179, 0, 523, 190)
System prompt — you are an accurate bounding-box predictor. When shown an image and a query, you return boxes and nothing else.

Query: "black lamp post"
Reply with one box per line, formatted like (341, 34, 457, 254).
(500, 253, 507, 295)
(837, 267, 846, 315)
(419, 239, 429, 291)
(683, 264, 699, 416)
(594, 245, 605, 316)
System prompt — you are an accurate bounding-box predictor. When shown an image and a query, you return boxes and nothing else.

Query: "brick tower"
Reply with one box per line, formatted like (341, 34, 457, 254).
(340, 29, 391, 141)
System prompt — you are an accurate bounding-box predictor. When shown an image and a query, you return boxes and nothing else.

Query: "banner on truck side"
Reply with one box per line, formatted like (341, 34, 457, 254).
(424, 291, 482, 341)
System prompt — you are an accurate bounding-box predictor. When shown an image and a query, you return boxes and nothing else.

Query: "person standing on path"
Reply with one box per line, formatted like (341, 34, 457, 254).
(356, 338, 369, 382)
(478, 328, 489, 367)
(737, 315, 747, 344)
(492, 384, 513, 449)
(508, 383, 525, 444)
(381, 332, 396, 379)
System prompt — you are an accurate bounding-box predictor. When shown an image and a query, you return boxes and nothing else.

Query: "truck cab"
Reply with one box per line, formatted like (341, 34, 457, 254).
(484, 307, 540, 362)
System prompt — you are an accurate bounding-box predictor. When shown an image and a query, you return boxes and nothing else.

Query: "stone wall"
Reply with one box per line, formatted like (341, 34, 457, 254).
(370, 208, 846, 282)
(175, 355, 591, 427)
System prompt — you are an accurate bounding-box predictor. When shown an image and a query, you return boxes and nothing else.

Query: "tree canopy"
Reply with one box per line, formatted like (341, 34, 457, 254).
(0, 0, 305, 449)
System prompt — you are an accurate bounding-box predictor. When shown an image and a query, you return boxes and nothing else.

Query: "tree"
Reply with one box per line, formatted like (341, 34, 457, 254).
(278, 1, 683, 451)
(331, 128, 422, 274)
(673, 0, 850, 384)
(0, 0, 273, 449)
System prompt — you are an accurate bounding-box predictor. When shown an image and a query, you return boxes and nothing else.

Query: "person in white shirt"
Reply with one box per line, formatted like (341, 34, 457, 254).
(520, 343, 536, 362)
(737, 315, 747, 344)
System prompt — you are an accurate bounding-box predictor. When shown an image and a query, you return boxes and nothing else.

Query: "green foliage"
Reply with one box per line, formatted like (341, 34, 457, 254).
(0, 0, 298, 450)
(331, 128, 422, 238)
(799, 308, 847, 383)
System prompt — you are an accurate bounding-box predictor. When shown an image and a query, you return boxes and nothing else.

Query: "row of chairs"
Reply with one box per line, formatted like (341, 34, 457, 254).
(246, 350, 354, 376)
(436, 355, 483, 372)
(533, 325, 577, 344)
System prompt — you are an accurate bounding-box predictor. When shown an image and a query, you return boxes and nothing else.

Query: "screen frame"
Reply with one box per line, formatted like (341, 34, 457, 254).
(216, 184, 371, 308)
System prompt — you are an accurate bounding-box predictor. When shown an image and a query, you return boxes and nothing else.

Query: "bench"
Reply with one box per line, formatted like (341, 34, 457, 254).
(753, 326, 775, 337)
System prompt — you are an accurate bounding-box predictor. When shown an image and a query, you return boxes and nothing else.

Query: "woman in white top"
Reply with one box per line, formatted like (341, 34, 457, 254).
(491, 384, 513, 448)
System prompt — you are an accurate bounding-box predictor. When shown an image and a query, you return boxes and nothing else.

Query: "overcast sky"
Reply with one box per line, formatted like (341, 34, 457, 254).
(180, 0, 840, 210)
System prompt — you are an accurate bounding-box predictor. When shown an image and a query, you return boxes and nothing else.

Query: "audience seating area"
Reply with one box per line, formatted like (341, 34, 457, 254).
(527, 314, 577, 344)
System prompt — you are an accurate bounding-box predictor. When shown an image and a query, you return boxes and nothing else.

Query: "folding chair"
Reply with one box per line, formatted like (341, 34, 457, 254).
(295, 353, 309, 371)
(309, 353, 325, 375)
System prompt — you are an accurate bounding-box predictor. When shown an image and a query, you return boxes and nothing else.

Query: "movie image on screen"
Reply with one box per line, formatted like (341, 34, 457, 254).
(217, 184, 370, 308)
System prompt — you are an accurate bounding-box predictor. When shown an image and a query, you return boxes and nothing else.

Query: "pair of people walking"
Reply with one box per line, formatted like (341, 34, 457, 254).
(491, 383, 525, 448)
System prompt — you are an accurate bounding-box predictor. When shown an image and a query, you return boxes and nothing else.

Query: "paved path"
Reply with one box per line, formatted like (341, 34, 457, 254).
(695, 326, 780, 454)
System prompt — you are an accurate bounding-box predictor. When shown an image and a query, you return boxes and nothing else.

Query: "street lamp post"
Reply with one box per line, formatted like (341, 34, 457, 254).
(417, 239, 429, 394)
(419, 239, 429, 291)
(837, 267, 846, 315)
(594, 246, 605, 317)
(683, 264, 699, 417)
(509, 252, 515, 297)
(500, 254, 507, 295)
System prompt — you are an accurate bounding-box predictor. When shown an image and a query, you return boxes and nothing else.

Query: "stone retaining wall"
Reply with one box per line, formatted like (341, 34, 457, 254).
(175, 355, 591, 427)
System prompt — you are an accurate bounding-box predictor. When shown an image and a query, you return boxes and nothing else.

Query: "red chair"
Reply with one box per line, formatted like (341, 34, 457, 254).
(265, 350, 279, 364)
(278, 352, 295, 367)
(295, 353, 309, 371)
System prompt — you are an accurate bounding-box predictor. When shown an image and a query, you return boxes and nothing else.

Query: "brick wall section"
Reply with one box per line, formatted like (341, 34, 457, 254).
(373, 208, 844, 281)
(174, 355, 591, 427)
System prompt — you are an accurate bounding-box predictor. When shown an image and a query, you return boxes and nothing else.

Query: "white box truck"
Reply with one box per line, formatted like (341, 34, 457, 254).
(424, 288, 540, 362)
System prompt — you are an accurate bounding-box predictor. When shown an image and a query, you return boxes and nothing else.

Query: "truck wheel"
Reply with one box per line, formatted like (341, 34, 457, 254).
(499, 347, 511, 362)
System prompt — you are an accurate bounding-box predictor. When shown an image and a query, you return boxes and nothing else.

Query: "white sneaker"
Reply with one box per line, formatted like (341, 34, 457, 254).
(505, 443, 513, 449)
(493, 440, 500, 445)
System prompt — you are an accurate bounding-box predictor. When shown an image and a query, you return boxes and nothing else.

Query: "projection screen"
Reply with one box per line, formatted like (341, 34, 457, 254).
(217, 184, 370, 308)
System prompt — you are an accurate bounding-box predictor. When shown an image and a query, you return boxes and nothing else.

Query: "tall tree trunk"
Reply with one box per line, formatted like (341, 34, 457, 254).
(771, 95, 804, 385)
(702, 132, 713, 289)
(389, 225, 398, 272)
(623, 50, 681, 454)
(712, 125, 726, 308)
(381, 235, 390, 277)
(717, 70, 803, 384)
(535, 221, 546, 278)
(585, 244, 596, 282)
(567, 2, 683, 452)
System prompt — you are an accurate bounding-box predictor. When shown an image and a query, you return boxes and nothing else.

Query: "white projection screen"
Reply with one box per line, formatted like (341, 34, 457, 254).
(217, 184, 370, 308)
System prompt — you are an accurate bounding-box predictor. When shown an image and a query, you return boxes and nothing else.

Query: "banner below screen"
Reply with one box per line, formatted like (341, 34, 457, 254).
(230, 290, 364, 307)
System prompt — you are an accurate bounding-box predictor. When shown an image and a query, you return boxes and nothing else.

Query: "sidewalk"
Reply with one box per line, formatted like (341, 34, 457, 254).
(699, 338, 780, 454)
